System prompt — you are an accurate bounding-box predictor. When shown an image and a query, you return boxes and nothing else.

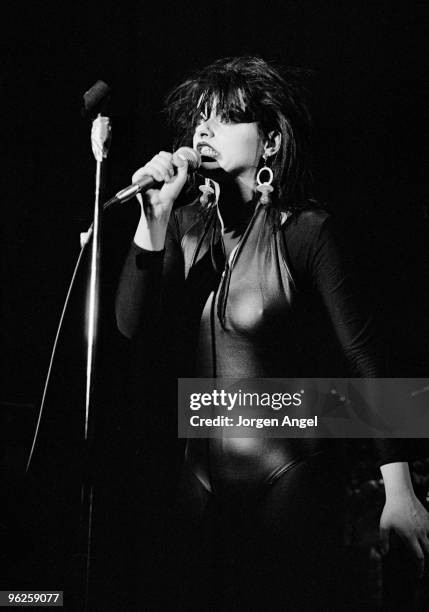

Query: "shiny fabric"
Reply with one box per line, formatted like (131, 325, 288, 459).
(162, 199, 375, 494)
(116, 198, 404, 608)
(174, 445, 345, 611)
(116, 198, 406, 488)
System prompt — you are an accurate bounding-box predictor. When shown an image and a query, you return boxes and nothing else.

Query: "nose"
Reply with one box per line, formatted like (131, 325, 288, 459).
(195, 118, 214, 139)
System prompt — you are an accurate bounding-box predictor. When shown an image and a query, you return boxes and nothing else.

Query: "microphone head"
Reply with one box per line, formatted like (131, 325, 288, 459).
(82, 80, 111, 119)
(173, 147, 201, 171)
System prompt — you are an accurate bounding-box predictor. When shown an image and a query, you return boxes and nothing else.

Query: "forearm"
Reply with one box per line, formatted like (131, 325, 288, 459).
(116, 207, 185, 340)
(134, 202, 170, 251)
(115, 243, 164, 339)
(118, 199, 172, 337)
(380, 461, 414, 499)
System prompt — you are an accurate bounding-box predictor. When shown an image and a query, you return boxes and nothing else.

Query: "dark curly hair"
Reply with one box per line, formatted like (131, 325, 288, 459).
(164, 56, 314, 210)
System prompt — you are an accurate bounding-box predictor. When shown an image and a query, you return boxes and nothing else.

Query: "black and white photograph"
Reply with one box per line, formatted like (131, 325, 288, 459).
(2, 2, 429, 610)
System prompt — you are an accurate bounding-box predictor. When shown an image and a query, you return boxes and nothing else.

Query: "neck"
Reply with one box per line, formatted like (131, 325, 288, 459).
(217, 182, 256, 232)
(220, 182, 253, 204)
(204, 166, 257, 204)
(217, 173, 256, 205)
(232, 175, 257, 202)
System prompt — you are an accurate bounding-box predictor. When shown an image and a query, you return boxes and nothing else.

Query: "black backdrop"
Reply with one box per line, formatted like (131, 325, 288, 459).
(4, 1, 428, 408)
(2, 1, 429, 609)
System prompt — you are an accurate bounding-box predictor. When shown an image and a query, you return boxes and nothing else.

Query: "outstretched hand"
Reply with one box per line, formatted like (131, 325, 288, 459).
(379, 490, 429, 578)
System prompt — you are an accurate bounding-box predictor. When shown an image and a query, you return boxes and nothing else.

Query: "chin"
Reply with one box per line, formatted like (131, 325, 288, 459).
(201, 159, 220, 170)
(201, 163, 230, 182)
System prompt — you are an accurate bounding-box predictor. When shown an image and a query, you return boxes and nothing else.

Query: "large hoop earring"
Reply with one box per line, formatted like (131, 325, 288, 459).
(256, 154, 274, 205)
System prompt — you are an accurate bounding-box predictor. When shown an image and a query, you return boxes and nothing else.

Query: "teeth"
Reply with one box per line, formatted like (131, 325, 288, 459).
(200, 145, 218, 157)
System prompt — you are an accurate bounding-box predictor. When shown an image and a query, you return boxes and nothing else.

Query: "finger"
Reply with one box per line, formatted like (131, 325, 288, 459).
(157, 152, 175, 180)
(402, 536, 425, 578)
(416, 551, 425, 579)
(171, 158, 189, 189)
(151, 157, 176, 180)
(158, 151, 173, 162)
(379, 527, 390, 557)
(132, 164, 162, 184)
(132, 154, 174, 184)
(172, 156, 189, 187)
(136, 160, 171, 184)
(173, 152, 188, 168)
(421, 536, 429, 579)
(420, 533, 429, 559)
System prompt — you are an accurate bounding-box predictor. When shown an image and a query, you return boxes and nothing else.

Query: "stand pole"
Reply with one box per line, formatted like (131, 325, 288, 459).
(81, 114, 112, 610)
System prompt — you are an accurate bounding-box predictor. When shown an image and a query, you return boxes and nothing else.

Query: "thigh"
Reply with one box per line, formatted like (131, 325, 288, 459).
(174, 462, 258, 611)
(174, 450, 346, 611)
(244, 450, 346, 611)
(171, 462, 220, 610)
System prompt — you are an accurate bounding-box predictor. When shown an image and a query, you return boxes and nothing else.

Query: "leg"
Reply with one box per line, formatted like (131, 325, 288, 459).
(234, 450, 346, 611)
(171, 461, 217, 610)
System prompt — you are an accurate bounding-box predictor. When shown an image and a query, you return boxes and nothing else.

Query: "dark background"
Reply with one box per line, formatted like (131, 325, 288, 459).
(2, 1, 428, 609)
(3, 1, 428, 409)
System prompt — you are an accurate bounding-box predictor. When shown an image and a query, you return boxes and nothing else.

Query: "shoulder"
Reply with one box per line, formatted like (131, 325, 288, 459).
(283, 206, 334, 248)
(286, 207, 331, 232)
(281, 206, 341, 281)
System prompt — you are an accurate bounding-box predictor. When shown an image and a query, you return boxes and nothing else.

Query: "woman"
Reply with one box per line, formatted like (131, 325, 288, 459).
(116, 57, 428, 610)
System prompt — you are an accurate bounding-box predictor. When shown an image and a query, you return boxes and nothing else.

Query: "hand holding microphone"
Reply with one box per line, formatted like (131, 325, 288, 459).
(115, 146, 200, 208)
(128, 147, 200, 250)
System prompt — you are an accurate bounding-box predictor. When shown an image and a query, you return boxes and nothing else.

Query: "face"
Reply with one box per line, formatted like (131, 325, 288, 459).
(192, 105, 265, 185)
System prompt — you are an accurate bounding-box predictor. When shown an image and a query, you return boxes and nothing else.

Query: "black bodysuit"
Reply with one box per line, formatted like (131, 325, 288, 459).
(116, 197, 406, 610)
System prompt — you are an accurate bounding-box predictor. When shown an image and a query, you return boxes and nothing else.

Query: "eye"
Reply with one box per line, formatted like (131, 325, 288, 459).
(218, 115, 232, 125)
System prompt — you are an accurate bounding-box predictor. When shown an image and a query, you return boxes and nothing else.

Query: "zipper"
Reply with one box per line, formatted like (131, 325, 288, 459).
(216, 202, 263, 328)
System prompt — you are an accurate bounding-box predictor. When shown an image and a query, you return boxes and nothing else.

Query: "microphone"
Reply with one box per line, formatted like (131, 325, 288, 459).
(81, 80, 111, 119)
(112, 147, 201, 204)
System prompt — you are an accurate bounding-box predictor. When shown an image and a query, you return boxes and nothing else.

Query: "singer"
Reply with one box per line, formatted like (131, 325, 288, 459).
(116, 57, 429, 610)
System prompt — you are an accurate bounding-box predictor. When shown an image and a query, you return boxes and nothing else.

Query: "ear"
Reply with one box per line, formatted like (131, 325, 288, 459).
(263, 130, 281, 157)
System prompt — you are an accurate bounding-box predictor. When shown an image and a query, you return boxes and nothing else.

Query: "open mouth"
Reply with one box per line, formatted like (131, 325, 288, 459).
(197, 144, 219, 159)
(201, 156, 219, 164)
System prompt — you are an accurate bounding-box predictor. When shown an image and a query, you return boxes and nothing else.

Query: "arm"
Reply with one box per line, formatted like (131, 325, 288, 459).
(302, 212, 429, 573)
(306, 213, 381, 377)
(303, 215, 407, 455)
(379, 462, 429, 577)
(115, 151, 188, 339)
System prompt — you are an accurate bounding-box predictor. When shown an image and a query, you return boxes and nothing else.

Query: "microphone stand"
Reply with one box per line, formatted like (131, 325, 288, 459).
(80, 113, 112, 610)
